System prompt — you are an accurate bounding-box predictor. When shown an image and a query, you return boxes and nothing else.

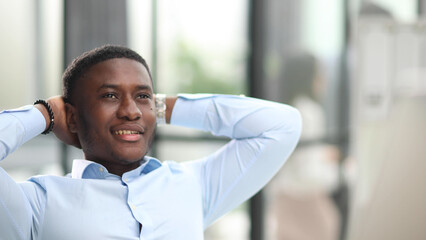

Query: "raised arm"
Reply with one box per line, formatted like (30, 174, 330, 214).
(169, 94, 302, 227)
(0, 103, 48, 239)
(0, 96, 82, 239)
(0, 96, 80, 161)
(0, 105, 45, 160)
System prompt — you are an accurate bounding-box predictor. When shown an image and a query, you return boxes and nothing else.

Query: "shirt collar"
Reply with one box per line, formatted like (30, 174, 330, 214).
(71, 157, 162, 179)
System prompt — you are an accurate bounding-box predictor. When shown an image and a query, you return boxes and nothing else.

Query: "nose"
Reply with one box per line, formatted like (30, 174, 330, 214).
(117, 97, 142, 121)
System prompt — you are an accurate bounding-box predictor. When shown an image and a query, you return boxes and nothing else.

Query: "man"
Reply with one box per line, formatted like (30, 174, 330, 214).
(0, 45, 302, 239)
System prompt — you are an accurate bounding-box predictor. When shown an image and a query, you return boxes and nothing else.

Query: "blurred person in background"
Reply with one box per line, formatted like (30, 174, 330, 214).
(267, 53, 340, 240)
(0, 45, 302, 240)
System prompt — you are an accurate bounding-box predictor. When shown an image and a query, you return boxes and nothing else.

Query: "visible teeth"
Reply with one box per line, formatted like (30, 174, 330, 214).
(114, 130, 139, 135)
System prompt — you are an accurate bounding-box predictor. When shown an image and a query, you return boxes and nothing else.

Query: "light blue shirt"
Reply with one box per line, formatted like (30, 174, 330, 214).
(0, 94, 302, 240)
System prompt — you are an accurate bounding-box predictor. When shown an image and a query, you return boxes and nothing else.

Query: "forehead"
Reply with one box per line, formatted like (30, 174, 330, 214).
(79, 58, 152, 90)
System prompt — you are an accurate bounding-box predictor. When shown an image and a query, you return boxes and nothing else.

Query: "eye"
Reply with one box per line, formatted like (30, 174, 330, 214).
(103, 93, 118, 99)
(137, 93, 151, 99)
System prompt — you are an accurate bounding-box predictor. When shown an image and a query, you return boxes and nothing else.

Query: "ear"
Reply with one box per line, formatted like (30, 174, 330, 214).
(65, 103, 78, 133)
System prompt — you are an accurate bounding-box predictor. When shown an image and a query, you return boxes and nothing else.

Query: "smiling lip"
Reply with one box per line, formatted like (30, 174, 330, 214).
(113, 130, 141, 135)
(111, 125, 144, 142)
(112, 130, 142, 142)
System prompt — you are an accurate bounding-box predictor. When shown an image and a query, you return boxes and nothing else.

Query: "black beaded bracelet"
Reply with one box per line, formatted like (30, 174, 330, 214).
(34, 99, 55, 135)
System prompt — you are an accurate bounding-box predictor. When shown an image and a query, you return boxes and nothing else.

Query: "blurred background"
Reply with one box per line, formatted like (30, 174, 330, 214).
(1, 0, 426, 239)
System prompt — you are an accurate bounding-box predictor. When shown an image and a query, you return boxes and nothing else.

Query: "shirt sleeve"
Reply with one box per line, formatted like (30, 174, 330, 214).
(0, 105, 46, 161)
(171, 94, 302, 228)
(0, 105, 46, 239)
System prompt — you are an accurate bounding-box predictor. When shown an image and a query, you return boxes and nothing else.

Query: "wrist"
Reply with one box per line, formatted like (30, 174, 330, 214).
(155, 94, 167, 125)
(34, 100, 55, 134)
(34, 104, 49, 131)
(154, 94, 177, 124)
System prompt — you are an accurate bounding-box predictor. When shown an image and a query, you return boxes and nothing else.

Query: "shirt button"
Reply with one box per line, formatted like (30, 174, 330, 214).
(99, 167, 104, 172)
(124, 178, 129, 182)
(131, 204, 137, 210)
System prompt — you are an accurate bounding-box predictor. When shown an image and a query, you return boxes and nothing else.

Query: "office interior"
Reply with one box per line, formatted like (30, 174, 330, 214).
(0, 0, 425, 239)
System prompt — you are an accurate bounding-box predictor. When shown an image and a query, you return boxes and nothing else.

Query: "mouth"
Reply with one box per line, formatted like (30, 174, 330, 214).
(112, 130, 143, 135)
(111, 128, 144, 142)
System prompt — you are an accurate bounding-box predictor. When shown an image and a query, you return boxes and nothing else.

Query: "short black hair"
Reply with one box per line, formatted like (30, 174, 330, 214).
(62, 45, 152, 103)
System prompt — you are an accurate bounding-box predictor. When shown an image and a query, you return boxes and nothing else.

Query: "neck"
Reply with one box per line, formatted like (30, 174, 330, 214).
(86, 158, 142, 177)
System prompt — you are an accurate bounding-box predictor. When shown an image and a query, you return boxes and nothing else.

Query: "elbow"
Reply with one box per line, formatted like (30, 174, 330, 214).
(261, 105, 303, 142)
(270, 106, 303, 154)
(278, 105, 303, 139)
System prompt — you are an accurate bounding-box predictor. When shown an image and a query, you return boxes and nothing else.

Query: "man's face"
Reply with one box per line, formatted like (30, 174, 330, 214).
(69, 58, 156, 171)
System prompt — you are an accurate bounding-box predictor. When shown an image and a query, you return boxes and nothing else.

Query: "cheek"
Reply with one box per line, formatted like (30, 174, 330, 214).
(77, 114, 99, 141)
(142, 108, 156, 139)
(143, 105, 156, 123)
(77, 108, 110, 139)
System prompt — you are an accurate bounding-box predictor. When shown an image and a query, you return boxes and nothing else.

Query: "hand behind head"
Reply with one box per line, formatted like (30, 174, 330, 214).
(47, 96, 82, 149)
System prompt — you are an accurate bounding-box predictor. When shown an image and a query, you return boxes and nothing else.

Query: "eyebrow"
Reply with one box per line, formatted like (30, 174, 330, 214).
(97, 84, 153, 92)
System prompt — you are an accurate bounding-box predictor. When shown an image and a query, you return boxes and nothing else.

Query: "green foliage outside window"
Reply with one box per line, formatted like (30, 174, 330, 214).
(172, 40, 246, 95)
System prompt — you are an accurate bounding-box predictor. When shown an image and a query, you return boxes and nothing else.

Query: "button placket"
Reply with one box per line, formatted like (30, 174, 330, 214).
(126, 180, 145, 236)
